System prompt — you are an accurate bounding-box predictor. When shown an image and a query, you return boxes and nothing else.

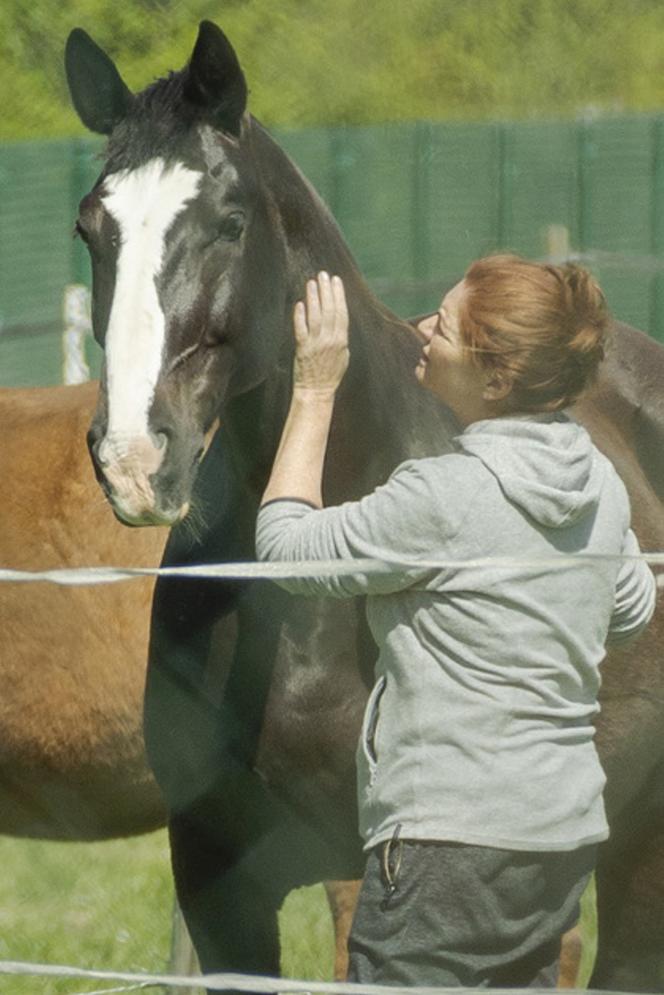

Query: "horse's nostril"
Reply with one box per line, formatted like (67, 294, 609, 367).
(96, 438, 111, 467)
(87, 429, 110, 467)
(151, 430, 169, 451)
(87, 427, 103, 459)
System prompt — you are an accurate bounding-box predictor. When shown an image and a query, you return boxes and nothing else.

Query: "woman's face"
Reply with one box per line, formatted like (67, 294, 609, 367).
(415, 279, 504, 426)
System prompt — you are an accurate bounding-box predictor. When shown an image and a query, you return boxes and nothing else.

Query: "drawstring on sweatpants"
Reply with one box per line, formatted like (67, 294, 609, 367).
(381, 823, 403, 910)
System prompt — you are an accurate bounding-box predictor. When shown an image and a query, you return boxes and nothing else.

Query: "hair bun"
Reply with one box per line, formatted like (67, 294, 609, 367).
(558, 263, 609, 358)
(559, 263, 607, 321)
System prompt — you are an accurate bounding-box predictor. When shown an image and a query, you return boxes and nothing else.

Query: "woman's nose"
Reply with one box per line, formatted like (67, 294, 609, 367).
(416, 316, 435, 344)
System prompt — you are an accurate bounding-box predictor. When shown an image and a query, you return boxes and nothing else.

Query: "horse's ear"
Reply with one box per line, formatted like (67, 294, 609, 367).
(184, 21, 248, 137)
(65, 28, 134, 135)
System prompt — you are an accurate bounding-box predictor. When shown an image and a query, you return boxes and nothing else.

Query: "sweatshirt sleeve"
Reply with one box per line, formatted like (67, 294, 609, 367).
(255, 459, 455, 598)
(606, 528, 658, 644)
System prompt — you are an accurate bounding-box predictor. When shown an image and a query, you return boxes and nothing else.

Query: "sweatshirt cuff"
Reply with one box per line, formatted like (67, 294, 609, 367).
(259, 497, 320, 512)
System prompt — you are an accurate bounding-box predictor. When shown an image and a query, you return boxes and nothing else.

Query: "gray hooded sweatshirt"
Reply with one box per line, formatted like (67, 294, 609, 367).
(255, 413, 656, 852)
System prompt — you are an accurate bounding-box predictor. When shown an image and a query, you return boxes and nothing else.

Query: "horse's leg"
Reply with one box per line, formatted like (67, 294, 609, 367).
(169, 810, 281, 983)
(557, 926, 583, 988)
(169, 803, 358, 989)
(323, 880, 361, 980)
(590, 820, 664, 990)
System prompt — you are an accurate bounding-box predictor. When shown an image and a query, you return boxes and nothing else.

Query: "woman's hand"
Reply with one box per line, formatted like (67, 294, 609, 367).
(293, 271, 349, 396)
(260, 272, 348, 508)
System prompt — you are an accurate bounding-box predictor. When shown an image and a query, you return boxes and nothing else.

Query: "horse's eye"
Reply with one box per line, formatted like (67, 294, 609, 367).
(217, 211, 245, 242)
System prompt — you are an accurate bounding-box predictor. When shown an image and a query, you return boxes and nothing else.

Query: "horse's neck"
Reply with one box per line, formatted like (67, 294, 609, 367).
(228, 300, 454, 506)
(233, 122, 458, 499)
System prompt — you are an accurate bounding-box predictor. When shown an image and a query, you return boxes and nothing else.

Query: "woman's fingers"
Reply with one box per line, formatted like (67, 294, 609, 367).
(332, 275, 348, 340)
(317, 271, 335, 334)
(293, 300, 308, 345)
(297, 272, 347, 342)
(306, 277, 322, 335)
(292, 271, 349, 393)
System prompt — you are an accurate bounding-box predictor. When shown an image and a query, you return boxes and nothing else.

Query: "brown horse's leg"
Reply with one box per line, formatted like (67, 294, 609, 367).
(558, 926, 583, 988)
(324, 879, 362, 980)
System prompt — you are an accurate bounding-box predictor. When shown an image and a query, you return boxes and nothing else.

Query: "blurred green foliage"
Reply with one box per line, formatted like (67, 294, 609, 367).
(2, 0, 664, 139)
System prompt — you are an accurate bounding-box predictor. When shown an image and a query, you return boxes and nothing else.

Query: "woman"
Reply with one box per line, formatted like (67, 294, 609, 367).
(255, 256, 656, 987)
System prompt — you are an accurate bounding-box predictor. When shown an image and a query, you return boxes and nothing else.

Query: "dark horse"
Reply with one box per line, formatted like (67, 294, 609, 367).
(65, 22, 664, 990)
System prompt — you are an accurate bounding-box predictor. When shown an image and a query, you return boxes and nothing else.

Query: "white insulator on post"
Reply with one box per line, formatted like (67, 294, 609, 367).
(62, 284, 92, 385)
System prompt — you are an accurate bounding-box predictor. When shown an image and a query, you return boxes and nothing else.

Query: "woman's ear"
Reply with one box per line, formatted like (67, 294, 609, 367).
(482, 370, 514, 402)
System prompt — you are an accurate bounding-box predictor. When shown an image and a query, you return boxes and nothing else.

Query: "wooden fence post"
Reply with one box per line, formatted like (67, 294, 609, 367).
(545, 223, 571, 263)
(62, 284, 91, 385)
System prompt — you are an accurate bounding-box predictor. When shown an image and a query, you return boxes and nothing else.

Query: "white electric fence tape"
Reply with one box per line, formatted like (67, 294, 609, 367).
(0, 554, 663, 587)
(0, 959, 652, 995)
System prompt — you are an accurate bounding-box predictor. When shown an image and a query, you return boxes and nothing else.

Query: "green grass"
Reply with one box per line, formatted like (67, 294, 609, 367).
(578, 876, 598, 987)
(0, 831, 595, 994)
(0, 831, 174, 993)
(0, 830, 334, 994)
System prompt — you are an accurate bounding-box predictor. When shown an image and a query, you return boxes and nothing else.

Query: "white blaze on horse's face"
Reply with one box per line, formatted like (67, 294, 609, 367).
(98, 158, 202, 521)
(102, 158, 202, 439)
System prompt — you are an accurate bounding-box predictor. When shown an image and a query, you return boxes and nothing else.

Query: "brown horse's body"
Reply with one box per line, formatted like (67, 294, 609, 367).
(0, 381, 166, 839)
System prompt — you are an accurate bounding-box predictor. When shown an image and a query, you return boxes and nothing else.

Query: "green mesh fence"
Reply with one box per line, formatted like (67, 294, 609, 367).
(2, 113, 664, 387)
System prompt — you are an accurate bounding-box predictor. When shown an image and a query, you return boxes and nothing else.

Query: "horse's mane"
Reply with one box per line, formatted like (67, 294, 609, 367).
(104, 71, 200, 172)
(249, 119, 422, 346)
(245, 118, 458, 469)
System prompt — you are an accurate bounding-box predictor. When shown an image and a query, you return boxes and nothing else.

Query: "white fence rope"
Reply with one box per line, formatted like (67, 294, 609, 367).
(0, 959, 656, 995)
(0, 553, 663, 588)
(69, 982, 153, 995)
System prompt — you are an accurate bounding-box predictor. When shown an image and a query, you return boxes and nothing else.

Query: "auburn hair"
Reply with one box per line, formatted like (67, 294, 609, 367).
(458, 254, 610, 412)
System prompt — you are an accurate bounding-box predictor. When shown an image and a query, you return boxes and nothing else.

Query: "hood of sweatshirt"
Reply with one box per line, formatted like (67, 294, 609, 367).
(456, 412, 605, 528)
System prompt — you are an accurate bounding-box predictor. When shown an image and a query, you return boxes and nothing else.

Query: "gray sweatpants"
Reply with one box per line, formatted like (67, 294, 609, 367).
(347, 839, 595, 988)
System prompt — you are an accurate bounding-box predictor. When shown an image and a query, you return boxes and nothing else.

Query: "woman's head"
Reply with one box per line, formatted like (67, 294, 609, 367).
(459, 254, 609, 413)
(415, 254, 610, 424)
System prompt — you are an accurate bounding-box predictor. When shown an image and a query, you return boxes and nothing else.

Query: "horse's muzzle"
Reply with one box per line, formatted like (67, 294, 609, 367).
(87, 429, 186, 527)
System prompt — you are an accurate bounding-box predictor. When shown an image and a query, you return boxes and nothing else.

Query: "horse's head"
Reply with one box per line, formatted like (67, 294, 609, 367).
(65, 22, 290, 525)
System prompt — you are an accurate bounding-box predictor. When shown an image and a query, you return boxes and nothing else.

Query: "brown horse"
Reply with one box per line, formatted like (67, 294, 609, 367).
(0, 380, 166, 839)
(64, 21, 663, 992)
